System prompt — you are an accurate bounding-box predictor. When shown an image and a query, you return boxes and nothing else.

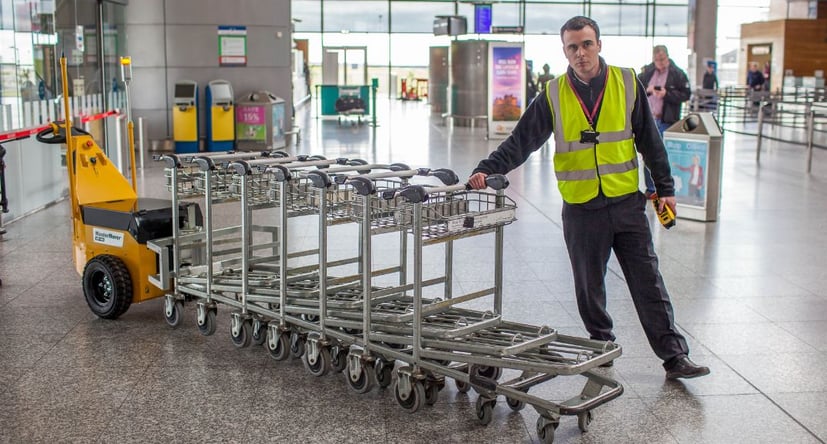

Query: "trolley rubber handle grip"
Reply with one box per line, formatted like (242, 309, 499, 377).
(485, 174, 510, 190)
(349, 176, 376, 196)
(389, 163, 411, 171)
(229, 160, 251, 176)
(430, 168, 460, 185)
(268, 164, 292, 182)
(193, 156, 216, 171)
(160, 153, 182, 168)
(396, 185, 429, 203)
(305, 170, 332, 188)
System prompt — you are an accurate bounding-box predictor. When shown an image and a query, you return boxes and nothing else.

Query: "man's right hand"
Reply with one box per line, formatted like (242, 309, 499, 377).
(468, 172, 488, 190)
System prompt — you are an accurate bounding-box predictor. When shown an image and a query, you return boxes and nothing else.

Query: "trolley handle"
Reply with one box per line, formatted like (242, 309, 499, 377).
(483, 174, 510, 190)
(349, 176, 376, 196)
(389, 174, 508, 203)
(305, 170, 332, 189)
(159, 153, 182, 168)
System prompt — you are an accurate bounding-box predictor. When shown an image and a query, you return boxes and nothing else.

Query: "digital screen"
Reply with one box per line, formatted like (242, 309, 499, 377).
(175, 83, 195, 98)
(210, 83, 232, 101)
(449, 16, 467, 36)
(474, 4, 492, 34)
(433, 17, 450, 36)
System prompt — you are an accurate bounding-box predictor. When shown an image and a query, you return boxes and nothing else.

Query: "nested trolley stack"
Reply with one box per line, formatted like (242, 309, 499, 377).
(147, 151, 624, 443)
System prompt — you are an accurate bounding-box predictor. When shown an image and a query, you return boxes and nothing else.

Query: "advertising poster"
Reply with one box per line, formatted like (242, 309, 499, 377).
(236, 105, 266, 141)
(664, 137, 709, 208)
(488, 43, 524, 139)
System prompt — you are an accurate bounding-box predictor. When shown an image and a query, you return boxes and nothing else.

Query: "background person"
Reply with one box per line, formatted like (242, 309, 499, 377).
(638, 45, 692, 198)
(468, 16, 709, 380)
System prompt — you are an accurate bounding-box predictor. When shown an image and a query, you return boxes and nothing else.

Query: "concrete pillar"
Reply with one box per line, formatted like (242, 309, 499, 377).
(687, 0, 718, 89)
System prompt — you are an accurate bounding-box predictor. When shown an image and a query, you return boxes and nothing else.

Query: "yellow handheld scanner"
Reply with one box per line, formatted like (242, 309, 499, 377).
(653, 198, 676, 229)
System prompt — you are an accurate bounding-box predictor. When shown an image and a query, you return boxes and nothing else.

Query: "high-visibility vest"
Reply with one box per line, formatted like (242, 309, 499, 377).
(547, 66, 639, 204)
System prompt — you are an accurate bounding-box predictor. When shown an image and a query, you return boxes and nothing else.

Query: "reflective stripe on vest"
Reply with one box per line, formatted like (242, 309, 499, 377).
(547, 66, 639, 204)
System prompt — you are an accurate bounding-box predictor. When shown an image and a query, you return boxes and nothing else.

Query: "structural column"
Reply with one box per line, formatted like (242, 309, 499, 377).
(687, 0, 718, 89)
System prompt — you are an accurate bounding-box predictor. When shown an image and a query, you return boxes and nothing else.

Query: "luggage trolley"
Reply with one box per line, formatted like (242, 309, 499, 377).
(383, 177, 624, 443)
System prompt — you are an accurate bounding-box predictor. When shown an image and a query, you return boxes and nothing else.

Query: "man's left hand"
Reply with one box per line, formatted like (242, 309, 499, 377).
(659, 196, 677, 216)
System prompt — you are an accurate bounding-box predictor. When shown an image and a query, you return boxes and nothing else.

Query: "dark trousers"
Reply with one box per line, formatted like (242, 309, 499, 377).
(562, 192, 689, 366)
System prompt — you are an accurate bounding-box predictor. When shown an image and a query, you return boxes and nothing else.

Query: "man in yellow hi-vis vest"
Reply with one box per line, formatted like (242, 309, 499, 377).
(469, 16, 709, 380)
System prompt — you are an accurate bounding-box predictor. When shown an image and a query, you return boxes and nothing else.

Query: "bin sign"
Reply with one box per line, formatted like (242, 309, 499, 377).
(236, 105, 266, 141)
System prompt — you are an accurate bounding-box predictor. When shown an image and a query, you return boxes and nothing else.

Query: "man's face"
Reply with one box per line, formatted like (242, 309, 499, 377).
(562, 26, 601, 80)
(653, 50, 669, 72)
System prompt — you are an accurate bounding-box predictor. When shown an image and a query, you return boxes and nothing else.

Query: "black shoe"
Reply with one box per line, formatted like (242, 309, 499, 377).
(665, 356, 710, 380)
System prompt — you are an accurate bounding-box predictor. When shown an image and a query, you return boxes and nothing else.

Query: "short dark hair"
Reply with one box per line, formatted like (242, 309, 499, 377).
(560, 16, 600, 42)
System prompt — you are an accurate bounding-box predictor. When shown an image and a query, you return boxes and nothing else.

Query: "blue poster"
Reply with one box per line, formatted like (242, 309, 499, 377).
(664, 137, 708, 208)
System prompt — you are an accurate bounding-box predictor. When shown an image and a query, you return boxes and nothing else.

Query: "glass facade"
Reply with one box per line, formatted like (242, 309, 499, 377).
(292, 0, 769, 94)
(0, 0, 128, 131)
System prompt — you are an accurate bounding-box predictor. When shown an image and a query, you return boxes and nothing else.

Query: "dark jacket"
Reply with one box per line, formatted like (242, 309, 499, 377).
(638, 60, 691, 124)
(702, 72, 718, 90)
(747, 70, 765, 90)
(473, 58, 675, 204)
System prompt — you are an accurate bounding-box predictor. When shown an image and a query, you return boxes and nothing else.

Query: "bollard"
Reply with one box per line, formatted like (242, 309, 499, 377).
(756, 102, 765, 163)
(806, 109, 815, 174)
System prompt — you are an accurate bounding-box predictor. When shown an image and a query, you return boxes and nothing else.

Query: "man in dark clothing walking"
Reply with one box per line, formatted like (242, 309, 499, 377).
(468, 16, 709, 380)
(638, 45, 692, 197)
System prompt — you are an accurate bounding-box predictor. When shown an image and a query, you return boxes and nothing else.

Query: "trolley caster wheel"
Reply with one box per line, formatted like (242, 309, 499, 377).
(472, 365, 502, 381)
(266, 330, 290, 361)
(197, 308, 217, 336)
(374, 359, 394, 388)
(536, 417, 559, 444)
(577, 410, 593, 432)
(303, 347, 331, 377)
(475, 397, 496, 425)
(345, 360, 375, 394)
(289, 332, 305, 358)
(164, 299, 184, 328)
(230, 318, 251, 348)
(251, 320, 267, 346)
(393, 379, 425, 413)
(454, 379, 471, 394)
(506, 396, 526, 411)
(330, 347, 348, 373)
(424, 381, 439, 406)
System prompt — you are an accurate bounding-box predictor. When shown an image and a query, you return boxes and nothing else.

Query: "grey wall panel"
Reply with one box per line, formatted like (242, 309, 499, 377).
(124, 0, 164, 24)
(125, 25, 167, 67)
(123, 0, 292, 140)
(164, 26, 223, 68)
(164, 25, 290, 68)
(164, 0, 284, 26)
(245, 26, 291, 68)
(134, 108, 169, 142)
(130, 67, 167, 110)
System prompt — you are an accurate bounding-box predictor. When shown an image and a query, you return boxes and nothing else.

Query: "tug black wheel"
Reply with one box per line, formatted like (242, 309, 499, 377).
(82, 255, 132, 319)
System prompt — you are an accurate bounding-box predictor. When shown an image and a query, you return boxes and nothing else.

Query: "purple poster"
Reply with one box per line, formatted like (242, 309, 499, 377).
(489, 44, 524, 137)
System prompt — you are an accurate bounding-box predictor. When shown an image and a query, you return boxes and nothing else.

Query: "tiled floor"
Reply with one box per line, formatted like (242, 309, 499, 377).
(1, 97, 826, 443)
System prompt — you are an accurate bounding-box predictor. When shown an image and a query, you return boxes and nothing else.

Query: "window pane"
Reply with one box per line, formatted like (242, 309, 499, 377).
(525, 4, 585, 35)
(454, 1, 520, 30)
(293, 0, 320, 32)
(391, 1, 455, 33)
(590, 4, 649, 36)
(653, 5, 688, 36)
(323, 0, 388, 33)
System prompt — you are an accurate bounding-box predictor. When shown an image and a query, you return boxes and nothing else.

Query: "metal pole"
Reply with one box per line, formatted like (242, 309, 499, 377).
(756, 102, 765, 164)
(806, 109, 815, 173)
(138, 117, 145, 170)
(115, 114, 125, 175)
